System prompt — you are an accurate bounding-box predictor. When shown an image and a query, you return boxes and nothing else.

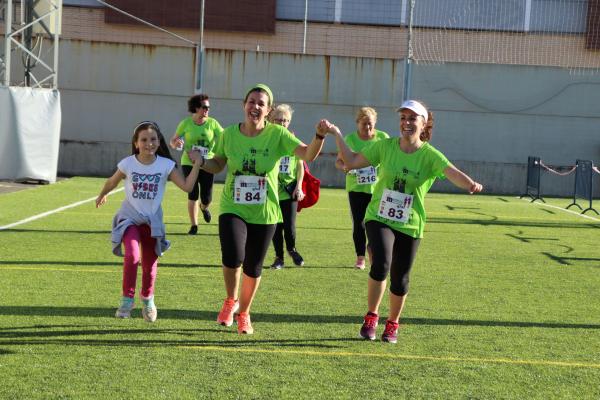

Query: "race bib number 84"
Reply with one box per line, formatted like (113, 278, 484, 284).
(234, 175, 267, 204)
(377, 189, 413, 223)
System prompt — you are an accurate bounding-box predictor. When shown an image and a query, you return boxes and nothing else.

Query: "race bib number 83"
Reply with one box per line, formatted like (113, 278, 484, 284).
(377, 189, 413, 223)
(234, 175, 267, 204)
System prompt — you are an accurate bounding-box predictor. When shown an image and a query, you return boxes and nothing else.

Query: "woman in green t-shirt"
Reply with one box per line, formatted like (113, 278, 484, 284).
(169, 94, 223, 235)
(335, 107, 389, 270)
(326, 100, 483, 344)
(199, 84, 328, 334)
(268, 104, 306, 270)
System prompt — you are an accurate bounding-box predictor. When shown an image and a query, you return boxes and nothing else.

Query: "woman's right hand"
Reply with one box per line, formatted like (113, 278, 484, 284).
(95, 195, 107, 208)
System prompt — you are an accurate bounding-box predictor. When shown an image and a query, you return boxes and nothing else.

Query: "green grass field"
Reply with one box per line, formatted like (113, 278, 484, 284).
(1, 177, 599, 399)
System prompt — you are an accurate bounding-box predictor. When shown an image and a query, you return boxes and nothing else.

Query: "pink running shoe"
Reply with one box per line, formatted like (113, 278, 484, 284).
(217, 298, 239, 327)
(237, 312, 254, 335)
(382, 320, 399, 344)
(359, 312, 379, 340)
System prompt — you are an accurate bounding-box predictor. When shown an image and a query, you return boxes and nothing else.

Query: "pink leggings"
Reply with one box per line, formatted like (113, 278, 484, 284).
(121, 224, 158, 299)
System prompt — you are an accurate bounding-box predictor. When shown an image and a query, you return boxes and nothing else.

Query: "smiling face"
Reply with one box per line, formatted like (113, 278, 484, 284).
(243, 91, 271, 126)
(133, 128, 159, 157)
(399, 108, 426, 140)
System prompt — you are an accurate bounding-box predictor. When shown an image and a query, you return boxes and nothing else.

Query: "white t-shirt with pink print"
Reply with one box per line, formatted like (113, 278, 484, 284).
(117, 155, 175, 217)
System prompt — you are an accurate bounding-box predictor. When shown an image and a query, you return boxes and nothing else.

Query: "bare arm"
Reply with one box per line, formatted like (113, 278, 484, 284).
(294, 159, 305, 201)
(326, 122, 371, 170)
(201, 155, 227, 175)
(96, 169, 126, 207)
(169, 150, 203, 192)
(444, 165, 483, 194)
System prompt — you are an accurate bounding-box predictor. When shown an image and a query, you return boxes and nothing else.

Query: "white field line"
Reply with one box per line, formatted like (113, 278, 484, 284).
(0, 188, 124, 231)
(519, 197, 600, 222)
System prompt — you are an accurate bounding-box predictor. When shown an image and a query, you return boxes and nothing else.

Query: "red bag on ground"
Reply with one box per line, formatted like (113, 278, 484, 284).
(298, 161, 320, 212)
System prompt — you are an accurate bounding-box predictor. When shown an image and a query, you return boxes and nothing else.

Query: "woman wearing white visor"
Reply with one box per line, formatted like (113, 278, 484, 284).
(325, 99, 483, 343)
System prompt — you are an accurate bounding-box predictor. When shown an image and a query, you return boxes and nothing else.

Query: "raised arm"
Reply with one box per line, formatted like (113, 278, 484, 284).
(326, 121, 371, 170)
(96, 169, 126, 207)
(444, 165, 483, 194)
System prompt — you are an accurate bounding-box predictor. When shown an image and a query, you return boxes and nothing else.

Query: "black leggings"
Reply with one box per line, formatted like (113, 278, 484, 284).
(348, 191, 372, 257)
(182, 165, 214, 205)
(218, 213, 276, 278)
(272, 199, 298, 258)
(365, 220, 421, 296)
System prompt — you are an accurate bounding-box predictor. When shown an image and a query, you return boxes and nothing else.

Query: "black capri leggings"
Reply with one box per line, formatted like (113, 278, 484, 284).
(365, 220, 421, 296)
(219, 213, 276, 278)
(272, 199, 298, 258)
(348, 191, 372, 257)
(182, 165, 214, 205)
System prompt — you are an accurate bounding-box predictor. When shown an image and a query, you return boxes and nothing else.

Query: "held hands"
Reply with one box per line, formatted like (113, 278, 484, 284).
(188, 150, 205, 167)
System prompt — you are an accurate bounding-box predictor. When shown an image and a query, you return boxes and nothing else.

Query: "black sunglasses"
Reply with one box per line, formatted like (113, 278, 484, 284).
(199, 104, 210, 110)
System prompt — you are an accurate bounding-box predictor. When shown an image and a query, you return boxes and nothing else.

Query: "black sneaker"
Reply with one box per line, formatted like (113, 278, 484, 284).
(288, 249, 304, 266)
(188, 225, 198, 235)
(271, 257, 284, 270)
(201, 208, 212, 223)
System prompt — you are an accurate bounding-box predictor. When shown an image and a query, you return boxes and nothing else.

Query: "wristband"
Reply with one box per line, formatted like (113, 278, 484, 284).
(315, 132, 326, 140)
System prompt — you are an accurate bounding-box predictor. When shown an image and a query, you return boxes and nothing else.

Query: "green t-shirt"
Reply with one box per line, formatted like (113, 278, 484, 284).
(175, 116, 223, 166)
(362, 139, 450, 238)
(344, 130, 389, 194)
(277, 154, 301, 201)
(214, 122, 302, 224)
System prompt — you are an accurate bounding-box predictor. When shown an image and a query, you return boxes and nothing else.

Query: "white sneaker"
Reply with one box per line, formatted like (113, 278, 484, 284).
(115, 297, 134, 318)
(142, 305, 157, 322)
(142, 296, 157, 322)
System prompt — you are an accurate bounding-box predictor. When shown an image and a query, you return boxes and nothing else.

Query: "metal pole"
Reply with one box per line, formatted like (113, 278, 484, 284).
(302, 0, 308, 54)
(195, 0, 205, 93)
(24, 0, 33, 86)
(402, 0, 415, 101)
(4, 0, 13, 86)
(53, 0, 59, 88)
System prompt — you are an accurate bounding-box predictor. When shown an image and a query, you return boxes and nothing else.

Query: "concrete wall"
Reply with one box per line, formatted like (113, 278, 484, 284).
(56, 42, 600, 196)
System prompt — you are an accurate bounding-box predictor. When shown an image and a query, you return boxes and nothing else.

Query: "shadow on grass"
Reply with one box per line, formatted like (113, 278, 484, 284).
(2, 228, 219, 237)
(542, 252, 600, 267)
(428, 216, 600, 230)
(0, 306, 599, 330)
(0, 348, 15, 355)
(0, 261, 220, 269)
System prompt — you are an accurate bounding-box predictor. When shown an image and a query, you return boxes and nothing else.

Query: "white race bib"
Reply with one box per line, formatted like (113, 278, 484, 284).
(354, 166, 377, 185)
(192, 145, 209, 158)
(377, 189, 413, 223)
(279, 156, 291, 175)
(234, 175, 267, 204)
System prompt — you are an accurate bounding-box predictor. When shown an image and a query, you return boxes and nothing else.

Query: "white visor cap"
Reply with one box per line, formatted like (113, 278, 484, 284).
(397, 100, 428, 123)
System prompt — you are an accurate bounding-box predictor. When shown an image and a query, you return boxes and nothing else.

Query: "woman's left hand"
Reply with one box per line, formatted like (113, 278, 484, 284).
(469, 182, 483, 194)
(294, 187, 305, 201)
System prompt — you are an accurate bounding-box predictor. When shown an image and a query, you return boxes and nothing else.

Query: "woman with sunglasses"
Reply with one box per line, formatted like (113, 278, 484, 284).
(170, 94, 223, 235)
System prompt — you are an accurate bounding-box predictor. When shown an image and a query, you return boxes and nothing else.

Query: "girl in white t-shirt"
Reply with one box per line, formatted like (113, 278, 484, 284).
(96, 121, 204, 322)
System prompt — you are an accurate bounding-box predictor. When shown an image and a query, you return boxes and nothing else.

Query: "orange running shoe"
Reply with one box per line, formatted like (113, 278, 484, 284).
(237, 312, 254, 334)
(217, 297, 239, 327)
